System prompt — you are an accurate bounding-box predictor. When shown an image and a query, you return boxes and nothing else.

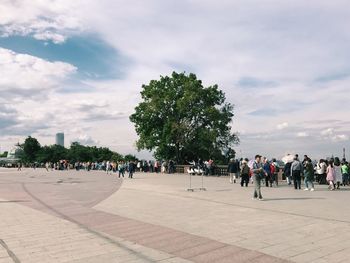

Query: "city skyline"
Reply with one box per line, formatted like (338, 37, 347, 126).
(1, 1, 350, 160)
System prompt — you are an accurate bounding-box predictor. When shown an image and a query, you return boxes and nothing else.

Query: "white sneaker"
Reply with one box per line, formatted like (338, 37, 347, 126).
(304, 188, 309, 191)
(310, 188, 315, 191)
(258, 198, 264, 201)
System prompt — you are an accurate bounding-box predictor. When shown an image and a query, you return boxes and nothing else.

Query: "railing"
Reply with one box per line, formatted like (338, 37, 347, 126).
(175, 165, 228, 176)
(175, 165, 285, 180)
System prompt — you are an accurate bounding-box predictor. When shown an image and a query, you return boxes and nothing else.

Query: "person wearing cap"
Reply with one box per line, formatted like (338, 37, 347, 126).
(252, 155, 265, 200)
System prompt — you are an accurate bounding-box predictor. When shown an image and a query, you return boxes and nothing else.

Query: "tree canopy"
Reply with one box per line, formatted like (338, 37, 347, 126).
(18, 137, 133, 163)
(22, 136, 41, 163)
(130, 72, 238, 164)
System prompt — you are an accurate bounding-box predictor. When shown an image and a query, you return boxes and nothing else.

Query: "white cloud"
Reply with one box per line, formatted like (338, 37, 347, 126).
(277, 122, 289, 130)
(297, 132, 309, 137)
(72, 134, 99, 146)
(33, 31, 66, 44)
(0, 0, 83, 42)
(321, 128, 334, 137)
(332, 134, 349, 142)
(319, 128, 348, 143)
(2, 1, 350, 159)
(0, 48, 76, 101)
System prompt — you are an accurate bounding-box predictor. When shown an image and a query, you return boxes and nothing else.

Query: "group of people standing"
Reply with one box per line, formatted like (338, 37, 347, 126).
(283, 155, 315, 191)
(228, 154, 350, 200)
(322, 158, 349, 190)
(284, 155, 350, 191)
(227, 157, 280, 189)
(105, 161, 136, 178)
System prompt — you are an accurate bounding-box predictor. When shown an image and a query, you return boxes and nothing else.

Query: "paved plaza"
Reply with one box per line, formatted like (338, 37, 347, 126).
(0, 168, 350, 262)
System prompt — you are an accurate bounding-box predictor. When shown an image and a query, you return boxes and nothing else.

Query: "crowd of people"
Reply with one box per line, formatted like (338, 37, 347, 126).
(14, 153, 350, 199)
(227, 154, 350, 200)
(27, 159, 178, 178)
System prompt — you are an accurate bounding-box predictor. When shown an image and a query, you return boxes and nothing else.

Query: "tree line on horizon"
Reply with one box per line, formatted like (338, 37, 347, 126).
(16, 136, 137, 164)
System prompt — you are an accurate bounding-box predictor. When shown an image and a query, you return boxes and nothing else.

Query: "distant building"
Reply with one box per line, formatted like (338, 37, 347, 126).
(55, 133, 64, 147)
(0, 146, 22, 165)
(7, 147, 22, 159)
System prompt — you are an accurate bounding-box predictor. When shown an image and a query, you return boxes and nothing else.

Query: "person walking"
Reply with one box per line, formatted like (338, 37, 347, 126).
(304, 158, 315, 191)
(263, 158, 272, 187)
(240, 159, 250, 187)
(334, 157, 342, 189)
(118, 162, 125, 178)
(252, 155, 265, 200)
(45, 162, 50, 172)
(106, 161, 111, 174)
(291, 156, 303, 190)
(327, 159, 336, 190)
(128, 161, 136, 178)
(341, 160, 349, 186)
(271, 158, 280, 186)
(227, 158, 239, 184)
(284, 161, 292, 185)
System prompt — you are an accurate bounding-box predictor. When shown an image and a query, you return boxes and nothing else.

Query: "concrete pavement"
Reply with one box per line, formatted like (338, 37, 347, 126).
(0, 168, 349, 262)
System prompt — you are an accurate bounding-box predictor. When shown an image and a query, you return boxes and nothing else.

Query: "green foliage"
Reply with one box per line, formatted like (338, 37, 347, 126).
(18, 137, 130, 163)
(0, 151, 8, 158)
(124, 154, 138, 162)
(130, 72, 239, 163)
(22, 136, 41, 162)
(37, 145, 68, 163)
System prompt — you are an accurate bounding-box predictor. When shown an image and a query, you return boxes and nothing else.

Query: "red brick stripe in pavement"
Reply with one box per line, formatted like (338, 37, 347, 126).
(0, 174, 290, 263)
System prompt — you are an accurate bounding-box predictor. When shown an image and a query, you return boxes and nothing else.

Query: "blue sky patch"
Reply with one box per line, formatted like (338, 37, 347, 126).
(248, 108, 278, 116)
(314, 72, 350, 83)
(0, 34, 128, 80)
(238, 77, 276, 88)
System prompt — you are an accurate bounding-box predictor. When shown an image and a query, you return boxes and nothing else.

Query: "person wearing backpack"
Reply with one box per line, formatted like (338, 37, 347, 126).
(252, 155, 265, 200)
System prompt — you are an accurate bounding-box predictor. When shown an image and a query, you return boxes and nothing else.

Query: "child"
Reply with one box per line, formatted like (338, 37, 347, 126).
(326, 159, 336, 190)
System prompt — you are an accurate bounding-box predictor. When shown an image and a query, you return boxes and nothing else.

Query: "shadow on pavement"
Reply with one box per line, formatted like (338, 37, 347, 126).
(264, 197, 325, 201)
(0, 200, 29, 203)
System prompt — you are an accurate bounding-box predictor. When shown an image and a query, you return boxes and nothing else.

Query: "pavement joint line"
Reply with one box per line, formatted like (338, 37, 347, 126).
(2, 171, 332, 262)
(0, 239, 21, 263)
(20, 182, 157, 263)
(121, 187, 350, 225)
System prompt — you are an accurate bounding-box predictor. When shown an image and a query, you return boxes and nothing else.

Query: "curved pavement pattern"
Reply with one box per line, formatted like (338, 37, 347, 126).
(0, 168, 313, 262)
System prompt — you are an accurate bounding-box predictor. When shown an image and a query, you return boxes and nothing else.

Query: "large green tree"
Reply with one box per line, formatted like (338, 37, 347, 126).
(130, 72, 238, 163)
(21, 136, 41, 162)
(37, 145, 68, 163)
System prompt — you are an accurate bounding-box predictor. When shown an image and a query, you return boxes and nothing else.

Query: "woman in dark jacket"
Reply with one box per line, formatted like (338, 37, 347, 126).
(304, 158, 315, 191)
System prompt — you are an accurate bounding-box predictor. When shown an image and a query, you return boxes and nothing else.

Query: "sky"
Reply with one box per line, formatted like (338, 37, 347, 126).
(0, 0, 350, 160)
